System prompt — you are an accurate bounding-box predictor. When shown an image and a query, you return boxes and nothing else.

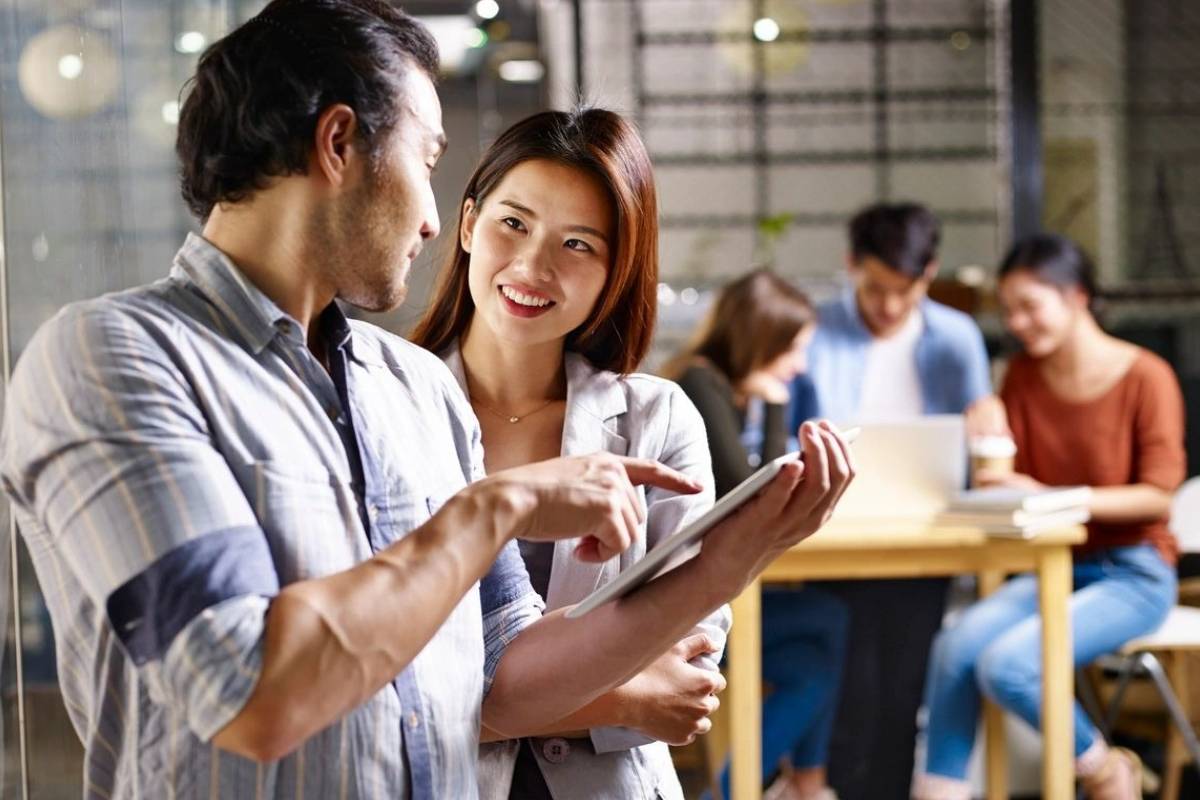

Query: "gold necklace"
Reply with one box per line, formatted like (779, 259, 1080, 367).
(471, 395, 560, 424)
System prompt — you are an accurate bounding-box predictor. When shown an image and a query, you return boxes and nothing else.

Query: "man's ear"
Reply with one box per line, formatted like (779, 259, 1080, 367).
(312, 104, 360, 189)
(920, 259, 940, 284)
(460, 198, 478, 253)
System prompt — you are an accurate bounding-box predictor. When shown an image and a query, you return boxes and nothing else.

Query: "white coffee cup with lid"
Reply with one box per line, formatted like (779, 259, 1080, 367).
(969, 435, 1017, 484)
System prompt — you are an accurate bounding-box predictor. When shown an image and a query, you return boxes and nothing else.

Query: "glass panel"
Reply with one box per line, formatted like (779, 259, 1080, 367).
(0, 2, 545, 794)
(1, 1, 251, 793)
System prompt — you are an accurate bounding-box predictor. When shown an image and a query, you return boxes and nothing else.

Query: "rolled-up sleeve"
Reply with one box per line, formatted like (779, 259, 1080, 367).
(480, 540, 545, 694)
(1, 305, 276, 739)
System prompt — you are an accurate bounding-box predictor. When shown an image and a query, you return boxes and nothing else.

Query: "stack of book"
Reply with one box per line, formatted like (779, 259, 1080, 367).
(939, 486, 1092, 537)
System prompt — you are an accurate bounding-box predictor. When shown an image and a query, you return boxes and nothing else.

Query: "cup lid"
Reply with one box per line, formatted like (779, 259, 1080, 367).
(970, 435, 1017, 458)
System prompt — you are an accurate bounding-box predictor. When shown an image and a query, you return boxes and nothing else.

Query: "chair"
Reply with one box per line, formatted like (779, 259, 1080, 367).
(1085, 477, 1200, 800)
(1092, 608, 1200, 800)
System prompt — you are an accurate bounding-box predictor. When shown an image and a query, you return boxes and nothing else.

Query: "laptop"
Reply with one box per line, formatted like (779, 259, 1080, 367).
(828, 414, 967, 523)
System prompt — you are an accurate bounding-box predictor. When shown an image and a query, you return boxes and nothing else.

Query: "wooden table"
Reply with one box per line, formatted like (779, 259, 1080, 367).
(725, 521, 1086, 800)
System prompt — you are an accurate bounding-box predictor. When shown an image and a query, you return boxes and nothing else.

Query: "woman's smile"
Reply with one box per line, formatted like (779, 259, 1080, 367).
(499, 283, 557, 318)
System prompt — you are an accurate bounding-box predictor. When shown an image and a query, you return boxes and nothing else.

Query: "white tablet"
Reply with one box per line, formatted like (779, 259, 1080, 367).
(565, 427, 860, 619)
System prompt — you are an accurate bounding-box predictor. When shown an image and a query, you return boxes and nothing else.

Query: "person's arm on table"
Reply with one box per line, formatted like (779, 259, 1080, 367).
(976, 470, 1170, 523)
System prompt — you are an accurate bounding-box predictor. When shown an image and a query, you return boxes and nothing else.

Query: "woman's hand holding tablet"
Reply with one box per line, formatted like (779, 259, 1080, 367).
(567, 423, 859, 618)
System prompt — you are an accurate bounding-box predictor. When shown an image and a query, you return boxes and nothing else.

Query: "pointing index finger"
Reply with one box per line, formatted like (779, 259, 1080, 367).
(617, 457, 703, 494)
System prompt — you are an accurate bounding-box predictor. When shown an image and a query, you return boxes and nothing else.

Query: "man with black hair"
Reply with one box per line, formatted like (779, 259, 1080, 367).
(788, 203, 1005, 800)
(792, 202, 1000, 424)
(0, 2, 855, 798)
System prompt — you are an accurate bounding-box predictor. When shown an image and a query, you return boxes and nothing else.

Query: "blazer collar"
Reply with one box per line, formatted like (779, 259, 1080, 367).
(560, 351, 627, 452)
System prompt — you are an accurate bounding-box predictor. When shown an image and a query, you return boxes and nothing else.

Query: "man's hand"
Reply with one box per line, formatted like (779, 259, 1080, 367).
(965, 394, 1011, 439)
(975, 469, 1045, 492)
(698, 420, 856, 596)
(618, 633, 725, 746)
(468, 453, 703, 562)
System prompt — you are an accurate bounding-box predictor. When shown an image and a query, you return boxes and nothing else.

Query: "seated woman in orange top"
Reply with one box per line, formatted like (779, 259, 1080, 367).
(912, 234, 1186, 800)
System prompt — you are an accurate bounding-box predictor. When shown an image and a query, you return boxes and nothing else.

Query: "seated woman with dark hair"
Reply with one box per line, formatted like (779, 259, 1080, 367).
(665, 269, 847, 800)
(913, 235, 1185, 800)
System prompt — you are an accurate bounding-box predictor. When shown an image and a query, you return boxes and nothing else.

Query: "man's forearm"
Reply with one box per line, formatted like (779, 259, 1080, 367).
(214, 489, 512, 761)
(483, 554, 730, 738)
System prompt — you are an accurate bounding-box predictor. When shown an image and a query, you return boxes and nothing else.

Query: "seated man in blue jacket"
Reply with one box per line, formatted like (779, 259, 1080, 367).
(790, 202, 1006, 800)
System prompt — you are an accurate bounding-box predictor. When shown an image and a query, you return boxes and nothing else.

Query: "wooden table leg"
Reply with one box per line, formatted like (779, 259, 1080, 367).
(727, 579, 762, 800)
(978, 569, 1009, 800)
(1037, 547, 1074, 800)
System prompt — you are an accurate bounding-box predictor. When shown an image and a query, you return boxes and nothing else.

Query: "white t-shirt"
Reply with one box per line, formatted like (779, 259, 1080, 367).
(857, 311, 924, 420)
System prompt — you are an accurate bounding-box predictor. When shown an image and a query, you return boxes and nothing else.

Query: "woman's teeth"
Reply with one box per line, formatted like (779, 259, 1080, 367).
(501, 286, 552, 308)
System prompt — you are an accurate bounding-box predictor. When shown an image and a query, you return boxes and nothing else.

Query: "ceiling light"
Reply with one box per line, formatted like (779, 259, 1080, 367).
(466, 27, 488, 48)
(57, 53, 83, 80)
(498, 59, 544, 83)
(19, 26, 120, 119)
(475, 0, 500, 20)
(753, 17, 780, 43)
(415, 15, 477, 73)
(175, 31, 207, 54)
(657, 283, 677, 306)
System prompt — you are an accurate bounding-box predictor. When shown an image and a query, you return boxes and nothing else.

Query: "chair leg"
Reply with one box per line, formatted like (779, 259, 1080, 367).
(1101, 655, 1139, 736)
(1077, 667, 1108, 740)
(1138, 652, 1200, 785)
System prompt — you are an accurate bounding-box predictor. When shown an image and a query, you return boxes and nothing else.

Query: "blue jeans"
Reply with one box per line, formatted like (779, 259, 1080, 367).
(919, 545, 1176, 780)
(709, 586, 850, 799)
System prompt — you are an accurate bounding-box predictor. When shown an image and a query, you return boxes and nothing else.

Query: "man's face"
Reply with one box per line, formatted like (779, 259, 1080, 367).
(850, 255, 933, 338)
(330, 68, 445, 312)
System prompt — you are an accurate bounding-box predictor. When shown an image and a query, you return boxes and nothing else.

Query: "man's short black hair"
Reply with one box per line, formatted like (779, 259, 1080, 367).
(848, 202, 941, 279)
(176, 0, 439, 220)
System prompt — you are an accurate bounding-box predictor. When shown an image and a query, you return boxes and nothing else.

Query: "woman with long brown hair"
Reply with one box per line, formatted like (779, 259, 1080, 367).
(411, 108, 730, 800)
(664, 269, 818, 496)
(667, 270, 846, 800)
